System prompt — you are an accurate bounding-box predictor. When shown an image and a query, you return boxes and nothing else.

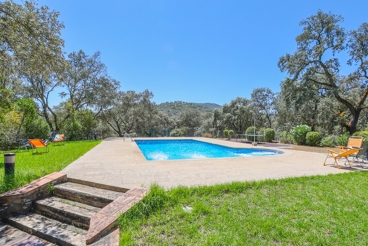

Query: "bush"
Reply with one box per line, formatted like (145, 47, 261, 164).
(353, 131, 368, 142)
(246, 126, 257, 141)
(279, 131, 293, 144)
(228, 130, 234, 139)
(335, 133, 350, 146)
(64, 120, 83, 141)
(291, 125, 311, 145)
(202, 133, 212, 138)
(264, 128, 275, 142)
(24, 117, 50, 139)
(223, 130, 229, 139)
(320, 135, 335, 147)
(306, 131, 321, 146)
(170, 128, 184, 137)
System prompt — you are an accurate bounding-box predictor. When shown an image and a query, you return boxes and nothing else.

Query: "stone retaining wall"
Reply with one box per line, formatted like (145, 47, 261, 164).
(0, 172, 67, 218)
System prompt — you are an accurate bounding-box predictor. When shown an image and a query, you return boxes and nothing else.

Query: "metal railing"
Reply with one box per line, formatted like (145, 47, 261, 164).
(123, 133, 134, 142)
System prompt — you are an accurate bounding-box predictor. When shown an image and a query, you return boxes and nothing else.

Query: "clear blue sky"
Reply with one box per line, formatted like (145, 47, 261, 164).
(35, 0, 368, 106)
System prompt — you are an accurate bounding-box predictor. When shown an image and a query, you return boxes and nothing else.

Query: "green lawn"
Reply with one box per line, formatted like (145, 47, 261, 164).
(119, 171, 368, 245)
(0, 140, 102, 194)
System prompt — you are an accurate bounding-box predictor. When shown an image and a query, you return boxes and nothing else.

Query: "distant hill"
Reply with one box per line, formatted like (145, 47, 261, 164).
(158, 101, 221, 117)
(195, 103, 222, 109)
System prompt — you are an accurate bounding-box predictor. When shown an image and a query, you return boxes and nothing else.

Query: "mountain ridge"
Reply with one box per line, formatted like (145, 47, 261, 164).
(157, 101, 221, 117)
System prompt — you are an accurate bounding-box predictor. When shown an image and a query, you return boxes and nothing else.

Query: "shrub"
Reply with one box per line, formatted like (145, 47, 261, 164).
(335, 133, 350, 146)
(246, 126, 257, 141)
(223, 130, 229, 139)
(228, 130, 234, 139)
(24, 117, 50, 139)
(170, 128, 184, 137)
(279, 131, 293, 144)
(306, 131, 321, 146)
(320, 135, 335, 147)
(291, 125, 311, 145)
(64, 120, 83, 140)
(264, 128, 275, 142)
(353, 131, 368, 142)
(202, 133, 212, 138)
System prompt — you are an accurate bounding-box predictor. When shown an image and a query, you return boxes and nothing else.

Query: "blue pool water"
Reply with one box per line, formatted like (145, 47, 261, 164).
(135, 139, 282, 161)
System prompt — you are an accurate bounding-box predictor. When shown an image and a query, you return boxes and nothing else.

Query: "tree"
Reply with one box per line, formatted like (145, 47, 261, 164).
(58, 50, 119, 131)
(179, 110, 202, 129)
(101, 90, 156, 137)
(25, 73, 61, 130)
(221, 97, 252, 133)
(251, 87, 276, 128)
(0, 1, 65, 80)
(278, 11, 368, 134)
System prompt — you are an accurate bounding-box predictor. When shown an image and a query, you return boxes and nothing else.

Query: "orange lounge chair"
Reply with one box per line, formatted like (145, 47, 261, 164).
(337, 137, 363, 152)
(323, 148, 359, 168)
(52, 134, 64, 145)
(28, 139, 49, 153)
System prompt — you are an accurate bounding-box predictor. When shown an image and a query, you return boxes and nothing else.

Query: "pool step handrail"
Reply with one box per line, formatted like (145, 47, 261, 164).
(123, 133, 134, 142)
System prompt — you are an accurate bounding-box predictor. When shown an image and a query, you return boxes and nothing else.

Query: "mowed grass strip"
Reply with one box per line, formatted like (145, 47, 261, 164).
(0, 140, 102, 194)
(119, 171, 368, 245)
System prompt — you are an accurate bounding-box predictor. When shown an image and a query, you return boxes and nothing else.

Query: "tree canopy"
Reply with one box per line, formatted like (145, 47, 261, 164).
(278, 11, 368, 134)
(0, 0, 66, 81)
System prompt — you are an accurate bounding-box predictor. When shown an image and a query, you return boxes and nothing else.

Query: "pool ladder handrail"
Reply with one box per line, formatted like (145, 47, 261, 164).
(123, 133, 134, 142)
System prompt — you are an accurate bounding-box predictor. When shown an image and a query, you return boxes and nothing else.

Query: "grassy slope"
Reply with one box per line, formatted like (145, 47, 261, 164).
(119, 172, 368, 245)
(0, 140, 102, 194)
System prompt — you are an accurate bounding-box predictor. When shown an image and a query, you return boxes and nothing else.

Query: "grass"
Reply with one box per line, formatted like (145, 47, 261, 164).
(119, 171, 368, 245)
(0, 140, 102, 194)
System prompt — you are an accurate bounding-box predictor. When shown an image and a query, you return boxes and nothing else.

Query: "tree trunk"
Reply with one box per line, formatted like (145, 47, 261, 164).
(348, 109, 361, 135)
(42, 106, 54, 131)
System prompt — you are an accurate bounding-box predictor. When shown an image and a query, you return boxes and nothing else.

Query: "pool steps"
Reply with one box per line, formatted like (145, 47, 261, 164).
(1, 173, 147, 245)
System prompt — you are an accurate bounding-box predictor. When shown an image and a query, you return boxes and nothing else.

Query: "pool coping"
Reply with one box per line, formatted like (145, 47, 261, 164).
(62, 137, 358, 190)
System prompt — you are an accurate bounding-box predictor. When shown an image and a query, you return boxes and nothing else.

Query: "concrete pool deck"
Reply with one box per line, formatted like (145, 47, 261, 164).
(62, 137, 361, 189)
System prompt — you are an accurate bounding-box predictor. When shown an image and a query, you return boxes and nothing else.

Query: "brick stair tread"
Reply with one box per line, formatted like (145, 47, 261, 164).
(0, 222, 53, 246)
(6, 213, 86, 246)
(54, 182, 125, 203)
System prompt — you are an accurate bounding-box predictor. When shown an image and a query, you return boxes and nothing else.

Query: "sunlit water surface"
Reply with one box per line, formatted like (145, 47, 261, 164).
(135, 140, 282, 161)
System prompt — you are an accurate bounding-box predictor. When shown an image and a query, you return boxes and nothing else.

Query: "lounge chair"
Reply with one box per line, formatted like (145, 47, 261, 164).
(17, 139, 30, 151)
(323, 148, 360, 168)
(337, 136, 363, 151)
(52, 134, 64, 145)
(354, 142, 368, 168)
(28, 139, 49, 153)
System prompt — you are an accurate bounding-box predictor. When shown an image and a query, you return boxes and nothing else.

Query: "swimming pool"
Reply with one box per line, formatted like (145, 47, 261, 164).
(135, 139, 282, 161)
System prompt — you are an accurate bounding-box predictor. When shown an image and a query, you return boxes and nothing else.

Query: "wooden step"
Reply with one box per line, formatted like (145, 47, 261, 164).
(5, 213, 86, 246)
(54, 182, 125, 208)
(0, 222, 53, 246)
(35, 196, 100, 229)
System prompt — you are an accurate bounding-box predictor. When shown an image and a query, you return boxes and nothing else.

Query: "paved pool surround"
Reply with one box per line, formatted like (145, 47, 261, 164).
(62, 137, 355, 189)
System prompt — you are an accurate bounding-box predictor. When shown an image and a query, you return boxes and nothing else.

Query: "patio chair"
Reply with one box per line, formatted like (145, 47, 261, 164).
(52, 134, 65, 145)
(28, 139, 49, 154)
(17, 139, 30, 151)
(354, 142, 368, 168)
(323, 148, 359, 169)
(337, 136, 363, 151)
